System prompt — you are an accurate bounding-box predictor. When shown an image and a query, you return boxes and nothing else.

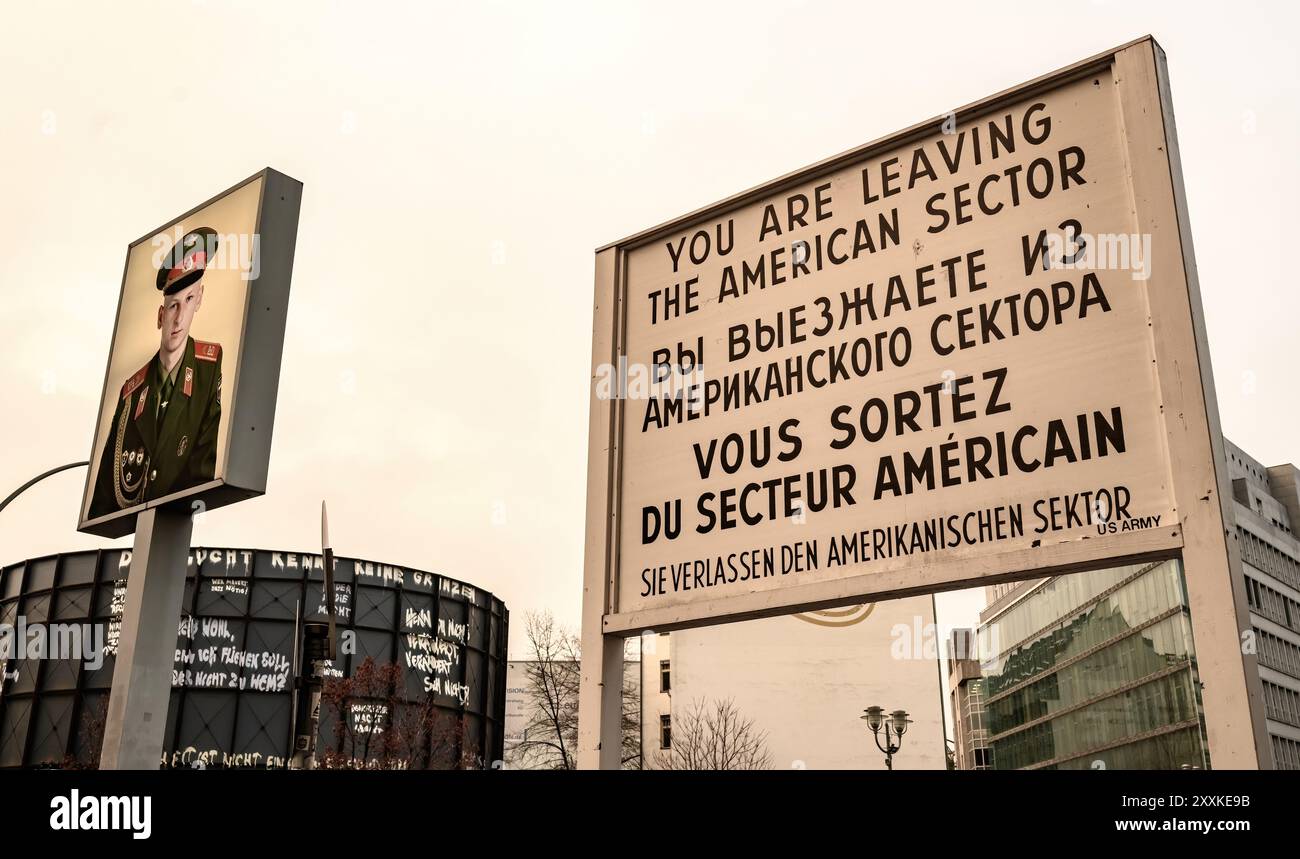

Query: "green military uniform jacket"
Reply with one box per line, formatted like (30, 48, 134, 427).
(90, 336, 222, 519)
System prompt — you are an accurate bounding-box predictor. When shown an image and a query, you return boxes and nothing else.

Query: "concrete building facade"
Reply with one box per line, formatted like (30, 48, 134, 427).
(947, 629, 990, 770)
(1226, 440, 1300, 769)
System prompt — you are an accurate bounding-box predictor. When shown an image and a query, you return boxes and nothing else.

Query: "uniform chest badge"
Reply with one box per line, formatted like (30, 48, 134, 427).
(183, 367, 193, 398)
(134, 386, 149, 419)
(178, 435, 188, 456)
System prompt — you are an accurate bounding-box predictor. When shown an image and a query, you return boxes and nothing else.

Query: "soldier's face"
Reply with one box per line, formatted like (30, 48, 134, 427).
(157, 281, 204, 353)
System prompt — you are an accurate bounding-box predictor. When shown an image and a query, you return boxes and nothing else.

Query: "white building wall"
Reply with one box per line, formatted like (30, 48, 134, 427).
(503, 660, 538, 767)
(659, 594, 946, 770)
(639, 633, 672, 761)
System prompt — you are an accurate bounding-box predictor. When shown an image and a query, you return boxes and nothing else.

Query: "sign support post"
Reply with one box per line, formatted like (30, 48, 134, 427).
(578, 247, 628, 770)
(1116, 40, 1272, 767)
(99, 506, 193, 769)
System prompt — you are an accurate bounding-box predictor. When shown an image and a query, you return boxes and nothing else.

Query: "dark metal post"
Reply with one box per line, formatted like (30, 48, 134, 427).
(0, 462, 87, 516)
(290, 501, 338, 770)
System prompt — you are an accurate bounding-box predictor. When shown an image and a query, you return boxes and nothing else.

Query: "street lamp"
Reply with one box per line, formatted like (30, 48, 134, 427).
(861, 706, 912, 770)
(0, 462, 88, 516)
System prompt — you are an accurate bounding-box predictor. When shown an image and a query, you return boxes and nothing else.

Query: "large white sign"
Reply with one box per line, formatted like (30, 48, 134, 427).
(614, 69, 1172, 618)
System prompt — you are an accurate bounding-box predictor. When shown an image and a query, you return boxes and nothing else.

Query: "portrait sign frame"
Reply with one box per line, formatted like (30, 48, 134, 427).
(77, 167, 302, 538)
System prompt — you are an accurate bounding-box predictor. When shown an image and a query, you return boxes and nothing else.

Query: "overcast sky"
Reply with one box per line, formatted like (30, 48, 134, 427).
(2, 1, 1297, 655)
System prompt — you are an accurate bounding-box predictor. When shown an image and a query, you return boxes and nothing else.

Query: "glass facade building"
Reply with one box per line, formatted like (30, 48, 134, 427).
(978, 560, 1210, 770)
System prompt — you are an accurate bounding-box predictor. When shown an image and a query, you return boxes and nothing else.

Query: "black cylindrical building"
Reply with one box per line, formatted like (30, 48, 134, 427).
(0, 547, 508, 769)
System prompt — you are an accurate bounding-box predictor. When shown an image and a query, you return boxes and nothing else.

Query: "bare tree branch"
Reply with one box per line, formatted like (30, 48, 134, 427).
(653, 697, 772, 771)
(511, 611, 641, 770)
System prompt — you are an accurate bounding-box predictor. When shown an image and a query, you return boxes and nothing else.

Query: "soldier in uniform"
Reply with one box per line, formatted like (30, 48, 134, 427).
(90, 227, 224, 519)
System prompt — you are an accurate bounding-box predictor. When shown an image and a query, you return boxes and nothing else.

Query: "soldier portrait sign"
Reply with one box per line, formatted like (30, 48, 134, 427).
(78, 169, 302, 538)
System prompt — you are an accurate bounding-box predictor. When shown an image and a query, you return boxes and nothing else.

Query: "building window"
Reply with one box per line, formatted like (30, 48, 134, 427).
(660, 714, 672, 749)
(660, 659, 671, 692)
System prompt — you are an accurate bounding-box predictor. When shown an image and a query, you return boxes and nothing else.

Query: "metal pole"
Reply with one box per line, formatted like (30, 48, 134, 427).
(290, 502, 339, 770)
(576, 247, 625, 770)
(0, 461, 87, 516)
(100, 505, 193, 769)
(287, 599, 300, 769)
(295, 546, 336, 771)
(291, 663, 326, 770)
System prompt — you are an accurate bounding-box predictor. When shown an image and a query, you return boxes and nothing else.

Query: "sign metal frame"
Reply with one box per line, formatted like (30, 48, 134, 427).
(579, 37, 1272, 769)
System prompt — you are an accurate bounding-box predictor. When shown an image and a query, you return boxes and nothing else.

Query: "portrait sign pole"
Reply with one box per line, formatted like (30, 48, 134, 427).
(99, 507, 194, 769)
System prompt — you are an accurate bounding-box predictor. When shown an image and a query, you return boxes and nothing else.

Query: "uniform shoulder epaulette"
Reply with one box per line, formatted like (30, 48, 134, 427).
(121, 364, 149, 399)
(194, 340, 222, 362)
